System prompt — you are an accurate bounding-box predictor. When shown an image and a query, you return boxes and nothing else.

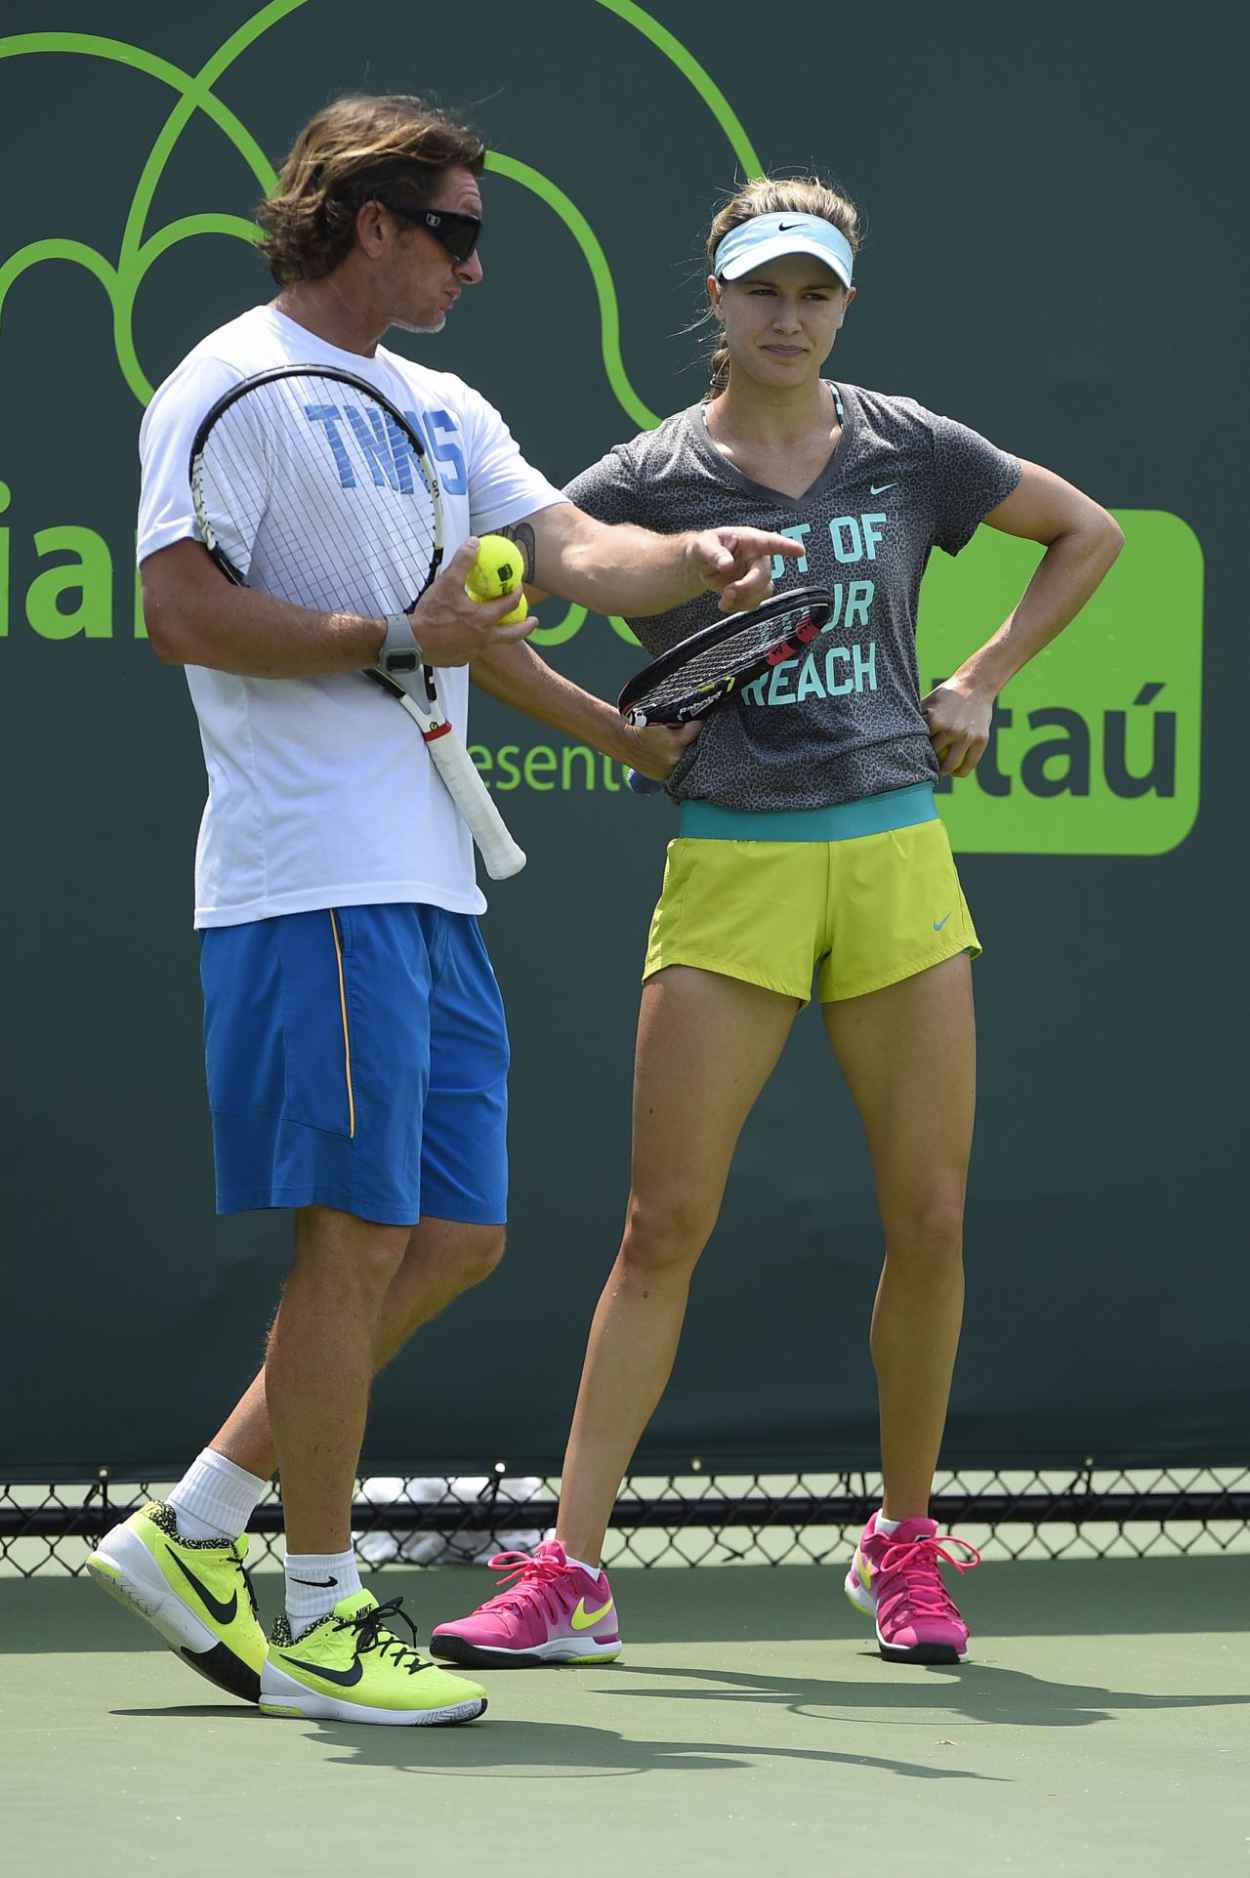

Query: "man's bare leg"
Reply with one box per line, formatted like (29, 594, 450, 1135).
(264, 1206, 412, 1554)
(207, 1215, 505, 1496)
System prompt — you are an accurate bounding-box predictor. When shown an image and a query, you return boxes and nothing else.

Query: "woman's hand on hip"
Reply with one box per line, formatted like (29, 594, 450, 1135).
(922, 676, 996, 778)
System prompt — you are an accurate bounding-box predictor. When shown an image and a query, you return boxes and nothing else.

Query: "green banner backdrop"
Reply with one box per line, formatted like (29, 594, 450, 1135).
(2, 0, 1244, 1479)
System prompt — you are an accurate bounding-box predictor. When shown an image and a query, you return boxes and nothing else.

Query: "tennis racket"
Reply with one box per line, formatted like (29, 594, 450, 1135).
(189, 362, 525, 881)
(619, 585, 834, 794)
(617, 585, 833, 729)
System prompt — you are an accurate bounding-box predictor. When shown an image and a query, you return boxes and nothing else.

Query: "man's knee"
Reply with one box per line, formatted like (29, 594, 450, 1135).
(293, 1205, 411, 1297)
(453, 1224, 506, 1291)
(413, 1219, 506, 1295)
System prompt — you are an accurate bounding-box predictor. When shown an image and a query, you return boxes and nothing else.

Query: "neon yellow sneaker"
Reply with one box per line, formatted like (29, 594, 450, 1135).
(86, 1499, 267, 1702)
(261, 1590, 487, 1725)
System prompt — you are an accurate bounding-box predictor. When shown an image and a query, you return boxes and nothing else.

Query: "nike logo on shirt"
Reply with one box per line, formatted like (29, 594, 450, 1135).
(870, 482, 897, 495)
(165, 1548, 239, 1626)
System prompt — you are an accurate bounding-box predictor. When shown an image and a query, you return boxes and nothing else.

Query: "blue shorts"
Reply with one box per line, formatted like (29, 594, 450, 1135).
(199, 905, 509, 1226)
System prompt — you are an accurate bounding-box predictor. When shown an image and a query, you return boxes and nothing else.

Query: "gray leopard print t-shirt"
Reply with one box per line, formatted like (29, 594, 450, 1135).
(565, 383, 1021, 809)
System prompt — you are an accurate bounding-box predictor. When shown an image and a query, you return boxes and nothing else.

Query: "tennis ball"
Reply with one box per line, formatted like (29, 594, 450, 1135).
(465, 534, 528, 625)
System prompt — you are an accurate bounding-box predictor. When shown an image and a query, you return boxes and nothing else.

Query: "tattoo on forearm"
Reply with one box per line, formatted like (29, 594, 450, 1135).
(498, 522, 536, 584)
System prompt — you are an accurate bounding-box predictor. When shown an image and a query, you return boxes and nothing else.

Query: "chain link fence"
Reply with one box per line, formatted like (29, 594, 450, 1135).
(3, 1464, 1248, 1577)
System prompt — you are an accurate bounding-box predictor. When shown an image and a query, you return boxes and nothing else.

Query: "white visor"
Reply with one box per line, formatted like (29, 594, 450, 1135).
(713, 213, 854, 290)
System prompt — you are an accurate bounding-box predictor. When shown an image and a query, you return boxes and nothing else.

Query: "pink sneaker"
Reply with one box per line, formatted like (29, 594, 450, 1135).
(430, 1541, 622, 1668)
(845, 1513, 981, 1664)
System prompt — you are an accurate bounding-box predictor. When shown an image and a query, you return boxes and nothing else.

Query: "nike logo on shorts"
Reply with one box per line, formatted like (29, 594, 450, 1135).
(165, 1547, 239, 1626)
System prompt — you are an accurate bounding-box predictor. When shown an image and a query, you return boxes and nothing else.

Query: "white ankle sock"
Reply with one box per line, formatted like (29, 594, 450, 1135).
(875, 1512, 904, 1537)
(565, 1553, 601, 1577)
(168, 1449, 267, 1542)
(285, 1548, 360, 1633)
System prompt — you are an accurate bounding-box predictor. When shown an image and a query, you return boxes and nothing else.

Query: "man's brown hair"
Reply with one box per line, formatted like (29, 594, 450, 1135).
(256, 93, 486, 284)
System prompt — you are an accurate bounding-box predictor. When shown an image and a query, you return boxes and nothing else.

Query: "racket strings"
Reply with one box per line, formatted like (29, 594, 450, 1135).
(633, 600, 828, 713)
(194, 371, 439, 619)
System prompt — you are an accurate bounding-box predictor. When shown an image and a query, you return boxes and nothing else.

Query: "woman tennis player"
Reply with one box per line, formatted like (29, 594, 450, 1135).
(434, 176, 1124, 1667)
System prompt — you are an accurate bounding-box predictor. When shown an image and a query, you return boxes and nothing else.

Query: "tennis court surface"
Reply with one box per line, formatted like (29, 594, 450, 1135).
(6, 1556, 1246, 1875)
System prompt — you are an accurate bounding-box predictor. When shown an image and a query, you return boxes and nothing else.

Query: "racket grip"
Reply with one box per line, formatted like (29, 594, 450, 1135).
(387, 684, 525, 879)
(626, 768, 666, 795)
(427, 734, 527, 880)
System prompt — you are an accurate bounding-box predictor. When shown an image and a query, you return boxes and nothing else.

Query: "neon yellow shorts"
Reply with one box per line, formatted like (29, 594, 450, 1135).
(643, 785, 980, 1004)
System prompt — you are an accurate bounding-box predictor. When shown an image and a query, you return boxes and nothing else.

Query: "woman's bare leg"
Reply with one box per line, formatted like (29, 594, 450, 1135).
(556, 967, 798, 1564)
(822, 954, 976, 1518)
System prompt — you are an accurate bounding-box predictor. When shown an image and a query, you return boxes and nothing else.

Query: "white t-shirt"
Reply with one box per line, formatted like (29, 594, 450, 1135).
(137, 304, 565, 926)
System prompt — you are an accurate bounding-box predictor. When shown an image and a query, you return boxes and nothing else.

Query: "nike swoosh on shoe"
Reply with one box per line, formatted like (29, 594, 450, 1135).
(280, 1653, 364, 1687)
(164, 1547, 239, 1625)
(570, 1596, 615, 1631)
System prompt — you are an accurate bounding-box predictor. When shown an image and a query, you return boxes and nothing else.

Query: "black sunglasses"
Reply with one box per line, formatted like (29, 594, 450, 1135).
(377, 198, 482, 264)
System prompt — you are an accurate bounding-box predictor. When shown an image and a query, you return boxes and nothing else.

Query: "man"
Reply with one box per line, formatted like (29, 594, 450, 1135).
(86, 92, 797, 1727)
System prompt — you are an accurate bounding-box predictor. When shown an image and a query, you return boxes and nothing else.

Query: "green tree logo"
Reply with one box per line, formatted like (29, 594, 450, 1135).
(0, 0, 761, 652)
(0, 2, 1201, 853)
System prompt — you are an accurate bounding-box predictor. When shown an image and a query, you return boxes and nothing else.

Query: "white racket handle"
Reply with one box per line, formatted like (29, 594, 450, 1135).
(395, 695, 526, 880)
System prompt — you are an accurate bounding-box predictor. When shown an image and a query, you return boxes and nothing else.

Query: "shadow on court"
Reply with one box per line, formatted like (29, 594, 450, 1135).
(14, 1554, 1242, 1775)
(105, 1703, 1004, 1783)
(104, 1648, 1250, 1744)
(604, 1657, 1250, 1732)
(604, 1557, 1250, 1641)
(8, 1555, 1247, 1655)
(8, 1553, 1248, 1876)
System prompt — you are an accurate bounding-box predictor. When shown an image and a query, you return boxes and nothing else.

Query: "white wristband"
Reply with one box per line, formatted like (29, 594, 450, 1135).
(377, 613, 424, 681)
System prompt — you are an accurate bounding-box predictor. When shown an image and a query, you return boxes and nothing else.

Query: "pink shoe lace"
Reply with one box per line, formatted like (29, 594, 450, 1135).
(470, 1547, 579, 1627)
(874, 1532, 982, 1624)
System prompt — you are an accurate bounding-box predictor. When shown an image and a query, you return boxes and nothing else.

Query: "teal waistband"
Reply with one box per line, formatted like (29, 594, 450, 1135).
(678, 783, 937, 843)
